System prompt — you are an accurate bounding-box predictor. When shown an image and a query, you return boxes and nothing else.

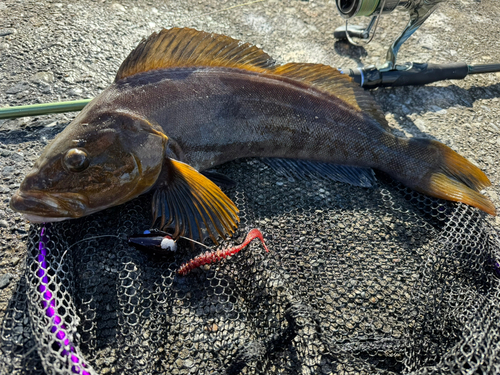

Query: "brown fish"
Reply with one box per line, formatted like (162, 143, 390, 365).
(10, 28, 496, 242)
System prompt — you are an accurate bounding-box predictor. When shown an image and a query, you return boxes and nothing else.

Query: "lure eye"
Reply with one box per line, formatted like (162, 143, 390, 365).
(64, 148, 89, 172)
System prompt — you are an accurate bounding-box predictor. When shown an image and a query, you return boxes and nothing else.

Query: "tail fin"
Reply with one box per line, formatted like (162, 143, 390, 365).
(422, 141, 496, 216)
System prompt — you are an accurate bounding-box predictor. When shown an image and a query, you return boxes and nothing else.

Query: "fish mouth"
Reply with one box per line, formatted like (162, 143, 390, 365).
(10, 190, 91, 223)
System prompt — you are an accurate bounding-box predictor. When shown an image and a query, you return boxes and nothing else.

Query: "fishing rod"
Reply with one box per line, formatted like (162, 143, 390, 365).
(1, 60, 498, 120)
(0, 99, 92, 120)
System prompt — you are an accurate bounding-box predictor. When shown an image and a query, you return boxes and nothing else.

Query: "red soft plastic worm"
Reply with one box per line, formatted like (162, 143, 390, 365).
(177, 229, 269, 275)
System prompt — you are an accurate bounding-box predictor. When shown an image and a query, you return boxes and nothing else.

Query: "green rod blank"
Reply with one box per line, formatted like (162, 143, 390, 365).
(0, 99, 92, 120)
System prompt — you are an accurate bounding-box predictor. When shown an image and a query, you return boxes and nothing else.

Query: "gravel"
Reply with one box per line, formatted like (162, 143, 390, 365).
(0, 0, 499, 323)
(0, 274, 13, 289)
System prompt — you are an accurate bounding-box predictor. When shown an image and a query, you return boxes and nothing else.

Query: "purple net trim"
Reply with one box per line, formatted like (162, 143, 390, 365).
(38, 225, 90, 375)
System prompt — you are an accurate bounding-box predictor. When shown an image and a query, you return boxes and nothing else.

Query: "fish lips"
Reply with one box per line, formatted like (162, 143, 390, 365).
(10, 190, 91, 223)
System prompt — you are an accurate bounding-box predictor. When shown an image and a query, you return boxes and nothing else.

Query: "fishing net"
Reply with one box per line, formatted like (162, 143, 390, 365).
(1, 157, 499, 374)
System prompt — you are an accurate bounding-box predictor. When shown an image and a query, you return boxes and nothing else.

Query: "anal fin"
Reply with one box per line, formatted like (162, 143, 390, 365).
(263, 158, 377, 188)
(152, 159, 240, 244)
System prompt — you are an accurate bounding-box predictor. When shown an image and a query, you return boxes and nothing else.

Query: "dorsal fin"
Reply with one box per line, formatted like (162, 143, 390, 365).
(272, 63, 390, 130)
(115, 27, 275, 82)
(117, 28, 389, 129)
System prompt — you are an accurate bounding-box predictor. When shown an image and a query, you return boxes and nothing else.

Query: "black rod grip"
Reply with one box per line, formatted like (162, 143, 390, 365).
(379, 62, 469, 87)
(468, 63, 500, 75)
(345, 62, 470, 88)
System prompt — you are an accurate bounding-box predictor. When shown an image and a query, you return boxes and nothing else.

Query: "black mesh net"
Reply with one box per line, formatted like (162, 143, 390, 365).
(1, 158, 499, 374)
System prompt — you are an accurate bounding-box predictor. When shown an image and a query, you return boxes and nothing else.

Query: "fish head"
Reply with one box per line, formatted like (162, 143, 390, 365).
(10, 111, 167, 223)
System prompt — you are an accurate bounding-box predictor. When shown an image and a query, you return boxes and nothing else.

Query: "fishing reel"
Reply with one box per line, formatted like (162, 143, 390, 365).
(333, 0, 500, 88)
(334, 0, 447, 70)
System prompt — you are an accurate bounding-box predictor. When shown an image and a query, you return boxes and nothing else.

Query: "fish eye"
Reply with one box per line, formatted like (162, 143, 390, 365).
(64, 148, 89, 172)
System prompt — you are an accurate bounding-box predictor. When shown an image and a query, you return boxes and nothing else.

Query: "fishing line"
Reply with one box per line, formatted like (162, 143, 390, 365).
(54, 234, 124, 274)
(20, 345, 39, 360)
(179, 235, 212, 249)
(55, 233, 211, 273)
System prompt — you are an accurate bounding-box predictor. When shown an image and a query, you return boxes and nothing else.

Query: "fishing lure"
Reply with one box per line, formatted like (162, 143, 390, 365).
(177, 228, 270, 275)
(128, 228, 269, 275)
(127, 229, 178, 253)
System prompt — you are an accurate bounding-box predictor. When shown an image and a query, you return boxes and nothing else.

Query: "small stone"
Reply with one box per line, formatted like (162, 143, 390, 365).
(0, 274, 13, 289)
(0, 42, 9, 50)
(2, 166, 15, 177)
(6, 82, 29, 95)
(63, 76, 75, 84)
(44, 121, 58, 128)
(0, 220, 8, 228)
(0, 185, 10, 193)
(68, 87, 83, 96)
(488, 191, 498, 201)
(111, 3, 126, 12)
(14, 117, 30, 128)
(0, 28, 16, 37)
(204, 323, 218, 332)
(11, 152, 24, 162)
(30, 71, 54, 84)
(414, 118, 427, 132)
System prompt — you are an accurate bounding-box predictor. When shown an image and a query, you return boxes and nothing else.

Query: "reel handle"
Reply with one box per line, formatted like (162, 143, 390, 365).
(382, 0, 446, 70)
(335, 0, 447, 69)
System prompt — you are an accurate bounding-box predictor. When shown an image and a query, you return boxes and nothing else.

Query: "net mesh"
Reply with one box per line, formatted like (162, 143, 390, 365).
(1, 158, 499, 374)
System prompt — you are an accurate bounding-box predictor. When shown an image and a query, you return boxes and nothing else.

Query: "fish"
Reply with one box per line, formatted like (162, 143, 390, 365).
(10, 27, 496, 243)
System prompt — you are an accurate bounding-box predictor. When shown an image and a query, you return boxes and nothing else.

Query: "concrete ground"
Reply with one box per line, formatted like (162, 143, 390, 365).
(0, 0, 499, 325)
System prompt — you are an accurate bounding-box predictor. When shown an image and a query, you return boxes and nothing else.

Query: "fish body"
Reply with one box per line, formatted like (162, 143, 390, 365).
(76, 68, 447, 185)
(74, 68, 397, 170)
(10, 28, 496, 242)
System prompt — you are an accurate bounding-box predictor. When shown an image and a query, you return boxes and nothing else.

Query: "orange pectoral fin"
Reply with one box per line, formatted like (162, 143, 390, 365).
(152, 159, 240, 244)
